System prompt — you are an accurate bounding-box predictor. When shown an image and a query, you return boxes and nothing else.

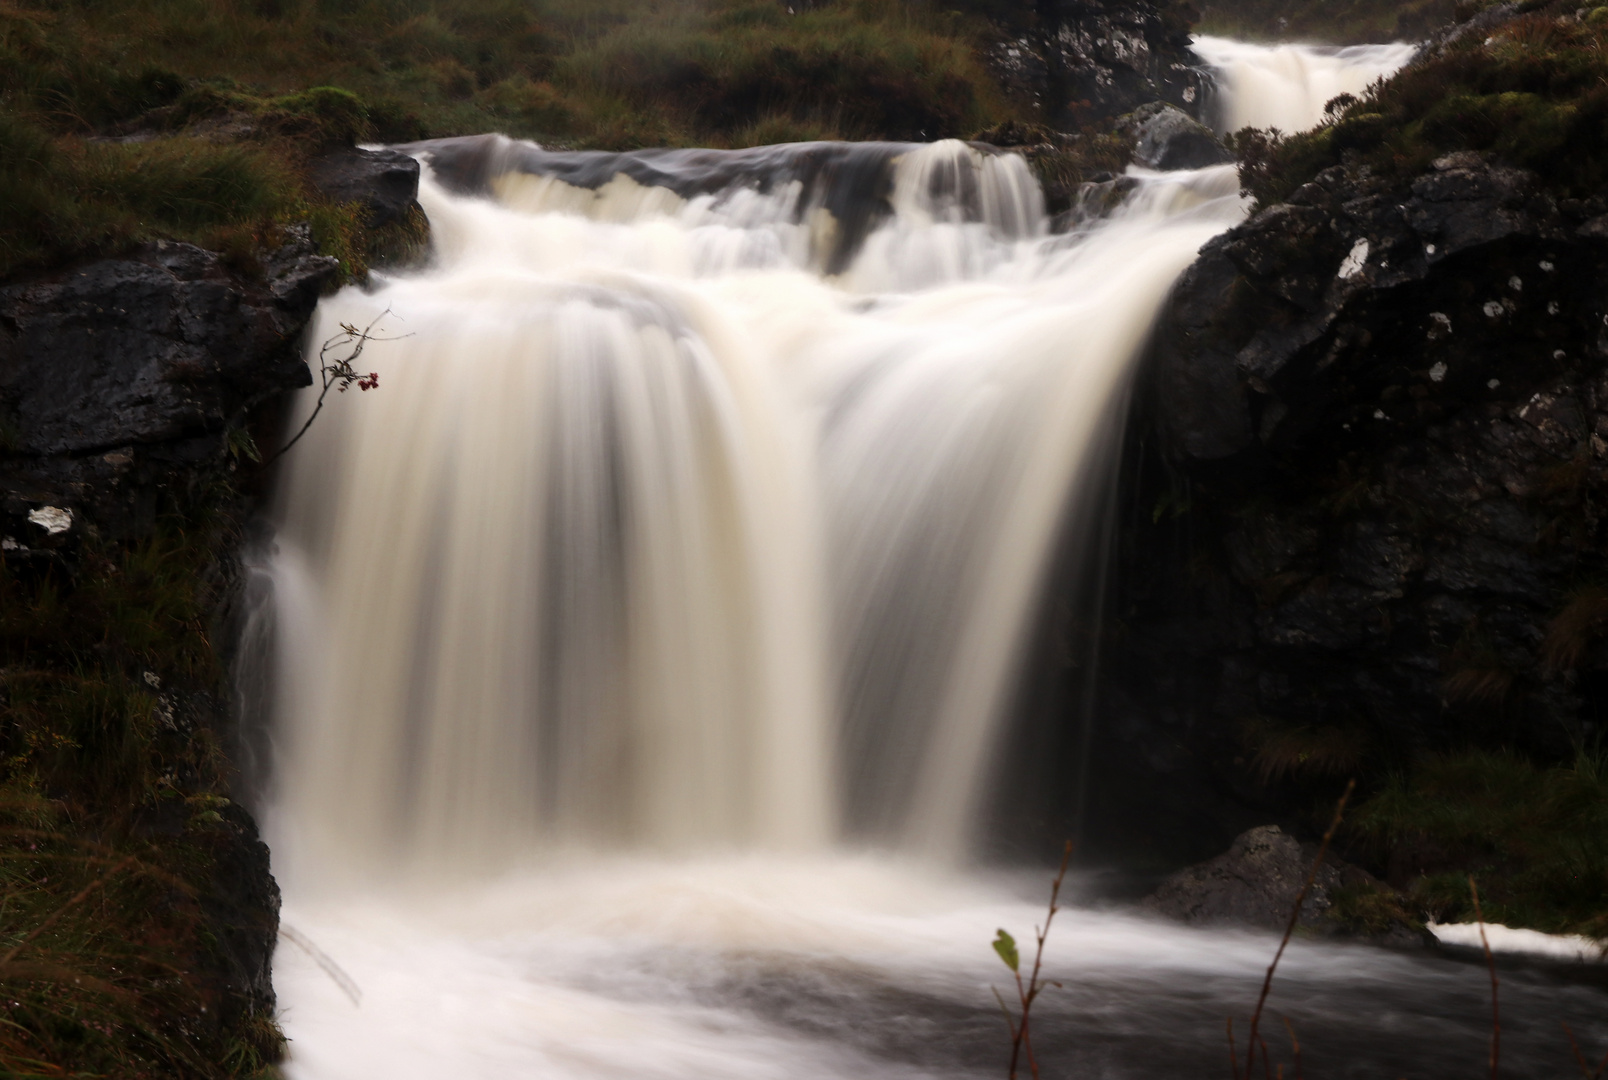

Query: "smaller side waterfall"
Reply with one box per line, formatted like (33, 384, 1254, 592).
(1192, 35, 1419, 133)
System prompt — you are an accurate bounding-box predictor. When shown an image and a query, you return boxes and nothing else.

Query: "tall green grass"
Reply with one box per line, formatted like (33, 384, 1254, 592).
(1352, 748, 1608, 936)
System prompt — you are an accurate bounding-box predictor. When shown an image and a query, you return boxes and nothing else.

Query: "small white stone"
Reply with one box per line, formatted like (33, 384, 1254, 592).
(1342, 423, 1352, 430)
(1549, 301, 1560, 315)
(1429, 312, 1452, 336)
(1483, 301, 1505, 318)
(1488, 379, 1502, 389)
(143, 671, 162, 689)
(1429, 362, 1448, 382)
(1, 537, 17, 551)
(1373, 409, 1386, 419)
(1554, 350, 1567, 360)
(1338, 238, 1370, 279)
(1508, 275, 1523, 291)
(26, 507, 72, 535)
(1426, 243, 1437, 255)
(1540, 260, 1555, 271)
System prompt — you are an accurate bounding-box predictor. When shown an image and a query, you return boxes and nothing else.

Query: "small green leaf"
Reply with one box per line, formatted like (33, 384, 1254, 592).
(992, 929, 1019, 972)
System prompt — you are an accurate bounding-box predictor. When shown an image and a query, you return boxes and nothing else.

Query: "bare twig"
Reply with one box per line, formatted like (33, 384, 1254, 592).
(266, 308, 407, 465)
(1563, 1023, 1608, 1079)
(279, 924, 362, 1007)
(1469, 876, 1499, 1080)
(1280, 1014, 1305, 1080)
(0, 856, 136, 968)
(1237, 779, 1355, 1080)
(994, 840, 1075, 1080)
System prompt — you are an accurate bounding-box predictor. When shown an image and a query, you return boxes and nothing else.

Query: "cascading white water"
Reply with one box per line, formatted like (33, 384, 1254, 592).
(1192, 35, 1419, 134)
(266, 142, 1242, 880)
(254, 39, 1601, 1080)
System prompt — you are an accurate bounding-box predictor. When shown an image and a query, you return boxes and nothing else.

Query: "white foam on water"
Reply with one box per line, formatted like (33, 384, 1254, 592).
(1429, 921, 1607, 962)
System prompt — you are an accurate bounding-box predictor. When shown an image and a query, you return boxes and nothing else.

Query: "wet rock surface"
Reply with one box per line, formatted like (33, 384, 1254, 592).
(985, 0, 1208, 128)
(0, 231, 331, 1024)
(1088, 153, 1608, 865)
(309, 145, 423, 228)
(0, 230, 335, 535)
(1144, 826, 1427, 944)
(1121, 101, 1233, 170)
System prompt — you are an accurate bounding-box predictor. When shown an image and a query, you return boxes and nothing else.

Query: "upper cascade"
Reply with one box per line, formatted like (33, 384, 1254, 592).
(1192, 36, 1419, 134)
(402, 135, 1044, 275)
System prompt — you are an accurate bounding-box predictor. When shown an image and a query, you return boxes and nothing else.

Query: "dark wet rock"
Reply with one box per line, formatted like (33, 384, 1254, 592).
(1121, 102, 1233, 171)
(0, 231, 334, 539)
(1084, 152, 1608, 871)
(309, 145, 422, 228)
(984, 0, 1209, 129)
(197, 802, 282, 1025)
(0, 235, 333, 458)
(1145, 825, 1341, 927)
(1144, 826, 1428, 945)
(0, 232, 329, 1024)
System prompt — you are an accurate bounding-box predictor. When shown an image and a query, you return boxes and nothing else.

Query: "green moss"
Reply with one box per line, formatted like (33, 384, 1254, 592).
(1351, 749, 1608, 936)
(1329, 879, 1423, 936)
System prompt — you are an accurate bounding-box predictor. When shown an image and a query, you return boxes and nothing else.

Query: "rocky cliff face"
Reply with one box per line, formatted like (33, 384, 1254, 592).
(0, 232, 338, 1027)
(985, 0, 1209, 128)
(1089, 151, 1608, 863)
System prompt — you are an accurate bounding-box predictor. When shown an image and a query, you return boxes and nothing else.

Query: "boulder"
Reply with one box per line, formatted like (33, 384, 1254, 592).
(0, 227, 336, 539)
(1144, 826, 1428, 945)
(983, 0, 1208, 129)
(308, 146, 421, 228)
(0, 232, 335, 458)
(1122, 102, 1233, 171)
(1085, 151, 1608, 871)
(1145, 825, 1341, 928)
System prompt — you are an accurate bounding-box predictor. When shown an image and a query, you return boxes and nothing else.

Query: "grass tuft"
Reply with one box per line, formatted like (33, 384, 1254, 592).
(1352, 748, 1608, 936)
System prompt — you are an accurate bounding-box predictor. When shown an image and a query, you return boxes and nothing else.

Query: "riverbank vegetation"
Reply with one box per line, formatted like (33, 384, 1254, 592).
(0, 495, 284, 1077)
(0, 0, 1017, 277)
(1236, 0, 1608, 207)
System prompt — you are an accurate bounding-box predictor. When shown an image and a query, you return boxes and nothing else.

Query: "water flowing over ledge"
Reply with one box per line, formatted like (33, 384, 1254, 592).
(243, 37, 1608, 1080)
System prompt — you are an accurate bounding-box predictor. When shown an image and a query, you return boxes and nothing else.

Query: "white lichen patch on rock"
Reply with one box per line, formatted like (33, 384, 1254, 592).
(1338, 238, 1370, 279)
(27, 506, 72, 534)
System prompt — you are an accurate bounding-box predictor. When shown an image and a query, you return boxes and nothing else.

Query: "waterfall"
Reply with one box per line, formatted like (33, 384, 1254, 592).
(1192, 36, 1419, 134)
(258, 38, 1455, 1080)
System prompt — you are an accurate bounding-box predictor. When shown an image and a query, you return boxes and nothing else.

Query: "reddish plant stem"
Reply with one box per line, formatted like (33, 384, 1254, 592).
(1469, 876, 1500, 1080)
(1562, 1023, 1608, 1079)
(1003, 840, 1074, 1080)
(1281, 1014, 1304, 1080)
(1241, 779, 1355, 1080)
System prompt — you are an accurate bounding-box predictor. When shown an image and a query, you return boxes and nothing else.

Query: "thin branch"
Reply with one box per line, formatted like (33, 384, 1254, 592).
(1019, 839, 1075, 1080)
(1281, 1014, 1304, 1080)
(0, 856, 136, 968)
(266, 308, 408, 465)
(1242, 779, 1355, 1080)
(1469, 876, 1500, 1080)
(1562, 1023, 1608, 1080)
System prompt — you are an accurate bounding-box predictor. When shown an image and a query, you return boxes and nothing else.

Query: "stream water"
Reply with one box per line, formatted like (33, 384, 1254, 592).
(253, 37, 1608, 1080)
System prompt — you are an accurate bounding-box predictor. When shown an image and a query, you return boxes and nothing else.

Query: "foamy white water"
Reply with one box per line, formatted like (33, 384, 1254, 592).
(1193, 35, 1418, 133)
(257, 37, 1608, 1080)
